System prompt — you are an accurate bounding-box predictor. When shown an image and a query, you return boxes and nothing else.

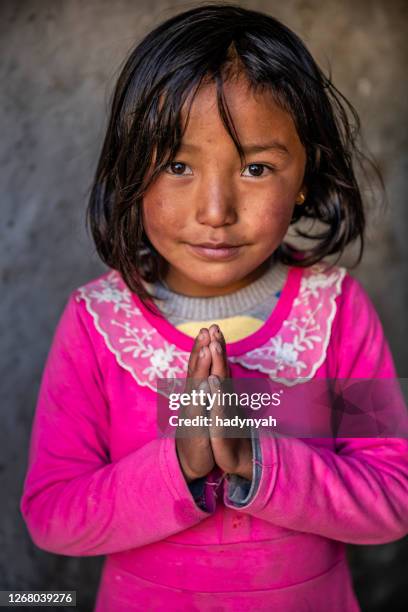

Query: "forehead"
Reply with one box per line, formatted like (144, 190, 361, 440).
(180, 75, 299, 147)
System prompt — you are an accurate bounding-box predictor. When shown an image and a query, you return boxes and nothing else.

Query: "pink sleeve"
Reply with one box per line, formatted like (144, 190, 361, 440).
(224, 274, 408, 544)
(20, 293, 215, 557)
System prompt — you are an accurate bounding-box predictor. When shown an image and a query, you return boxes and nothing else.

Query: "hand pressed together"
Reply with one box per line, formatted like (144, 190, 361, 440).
(175, 324, 253, 484)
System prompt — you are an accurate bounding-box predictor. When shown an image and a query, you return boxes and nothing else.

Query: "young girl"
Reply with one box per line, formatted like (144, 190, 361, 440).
(20, 4, 408, 611)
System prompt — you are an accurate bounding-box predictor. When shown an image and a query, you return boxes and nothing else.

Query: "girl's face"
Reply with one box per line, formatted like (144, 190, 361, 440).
(142, 75, 307, 296)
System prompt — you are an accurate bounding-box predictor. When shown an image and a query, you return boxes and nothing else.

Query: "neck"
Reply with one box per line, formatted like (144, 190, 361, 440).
(147, 257, 288, 321)
(163, 255, 275, 298)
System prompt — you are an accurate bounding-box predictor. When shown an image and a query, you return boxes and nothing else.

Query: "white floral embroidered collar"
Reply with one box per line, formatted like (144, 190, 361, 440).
(74, 263, 346, 391)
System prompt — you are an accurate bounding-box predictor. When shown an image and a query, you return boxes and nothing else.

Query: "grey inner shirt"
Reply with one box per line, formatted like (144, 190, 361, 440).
(144, 255, 289, 331)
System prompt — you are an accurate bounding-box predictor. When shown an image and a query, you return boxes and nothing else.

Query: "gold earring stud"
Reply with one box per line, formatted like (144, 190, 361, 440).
(295, 192, 306, 205)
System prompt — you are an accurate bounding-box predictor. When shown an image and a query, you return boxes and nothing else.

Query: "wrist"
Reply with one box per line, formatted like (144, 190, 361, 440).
(235, 462, 253, 480)
(234, 438, 253, 480)
(175, 443, 195, 483)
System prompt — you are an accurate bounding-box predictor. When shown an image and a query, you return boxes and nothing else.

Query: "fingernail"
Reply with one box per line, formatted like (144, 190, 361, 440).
(215, 326, 223, 338)
(215, 341, 222, 354)
(209, 375, 220, 386)
(199, 347, 206, 358)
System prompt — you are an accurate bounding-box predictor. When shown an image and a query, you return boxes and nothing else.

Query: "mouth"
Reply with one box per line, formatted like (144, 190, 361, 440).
(186, 242, 244, 261)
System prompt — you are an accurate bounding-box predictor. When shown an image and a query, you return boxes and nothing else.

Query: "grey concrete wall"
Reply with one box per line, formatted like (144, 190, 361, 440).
(1, 0, 407, 610)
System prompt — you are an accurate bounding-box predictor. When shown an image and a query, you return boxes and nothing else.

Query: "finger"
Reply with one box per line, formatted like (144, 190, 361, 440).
(207, 374, 224, 438)
(207, 376, 247, 469)
(184, 362, 211, 406)
(208, 371, 245, 428)
(207, 374, 235, 445)
(207, 325, 229, 377)
(178, 378, 211, 438)
(185, 329, 210, 394)
(208, 323, 220, 342)
(209, 338, 230, 378)
(187, 328, 210, 378)
(209, 323, 226, 348)
(194, 345, 212, 381)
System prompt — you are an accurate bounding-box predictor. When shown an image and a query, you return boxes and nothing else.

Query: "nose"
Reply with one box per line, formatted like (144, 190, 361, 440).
(195, 174, 238, 227)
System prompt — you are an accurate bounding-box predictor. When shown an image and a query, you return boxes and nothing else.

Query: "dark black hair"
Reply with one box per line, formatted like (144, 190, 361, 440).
(86, 1, 383, 311)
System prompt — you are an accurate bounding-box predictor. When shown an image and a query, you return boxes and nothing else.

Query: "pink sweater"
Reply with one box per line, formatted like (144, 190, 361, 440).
(20, 263, 408, 611)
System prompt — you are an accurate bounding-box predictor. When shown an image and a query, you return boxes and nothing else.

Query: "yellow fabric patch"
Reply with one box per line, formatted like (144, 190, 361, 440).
(176, 316, 265, 343)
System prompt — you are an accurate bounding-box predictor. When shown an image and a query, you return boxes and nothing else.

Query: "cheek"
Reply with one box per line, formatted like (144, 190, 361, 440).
(250, 197, 295, 237)
(142, 196, 185, 237)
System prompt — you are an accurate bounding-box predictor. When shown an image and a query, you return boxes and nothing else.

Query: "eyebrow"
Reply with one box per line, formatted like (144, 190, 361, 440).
(178, 140, 290, 156)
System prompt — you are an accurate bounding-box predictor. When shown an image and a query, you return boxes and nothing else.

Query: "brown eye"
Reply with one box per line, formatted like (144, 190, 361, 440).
(165, 161, 193, 175)
(242, 163, 275, 177)
(249, 164, 263, 176)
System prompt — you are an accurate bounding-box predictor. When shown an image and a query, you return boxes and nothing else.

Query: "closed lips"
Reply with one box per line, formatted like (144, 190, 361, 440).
(193, 243, 241, 248)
